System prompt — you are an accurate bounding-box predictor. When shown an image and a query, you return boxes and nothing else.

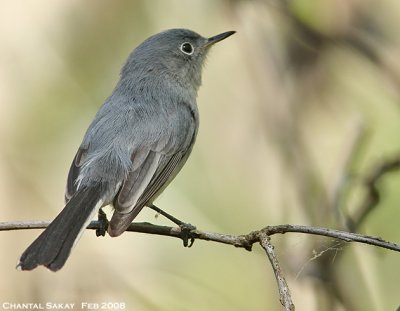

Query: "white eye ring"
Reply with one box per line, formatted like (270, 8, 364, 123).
(180, 42, 194, 55)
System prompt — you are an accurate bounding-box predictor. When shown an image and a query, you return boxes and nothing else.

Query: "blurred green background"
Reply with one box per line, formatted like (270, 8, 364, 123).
(1, 0, 400, 310)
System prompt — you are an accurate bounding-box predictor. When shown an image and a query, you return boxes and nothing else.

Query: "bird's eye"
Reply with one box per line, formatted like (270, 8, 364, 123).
(180, 42, 194, 55)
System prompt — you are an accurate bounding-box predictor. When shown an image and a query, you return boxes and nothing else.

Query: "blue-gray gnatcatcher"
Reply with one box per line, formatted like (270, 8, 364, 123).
(18, 29, 235, 271)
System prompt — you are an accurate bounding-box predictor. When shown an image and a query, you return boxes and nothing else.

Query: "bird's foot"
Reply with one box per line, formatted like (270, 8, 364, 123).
(96, 208, 109, 237)
(179, 222, 196, 247)
(149, 204, 196, 247)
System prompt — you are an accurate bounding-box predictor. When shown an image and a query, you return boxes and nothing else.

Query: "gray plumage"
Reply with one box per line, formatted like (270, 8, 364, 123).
(18, 28, 235, 271)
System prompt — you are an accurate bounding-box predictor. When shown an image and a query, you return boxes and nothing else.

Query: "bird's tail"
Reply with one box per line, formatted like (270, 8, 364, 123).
(17, 183, 104, 271)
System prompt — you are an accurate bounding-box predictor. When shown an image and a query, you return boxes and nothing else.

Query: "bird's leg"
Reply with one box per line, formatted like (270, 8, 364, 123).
(149, 204, 186, 226)
(149, 204, 196, 247)
(96, 208, 109, 237)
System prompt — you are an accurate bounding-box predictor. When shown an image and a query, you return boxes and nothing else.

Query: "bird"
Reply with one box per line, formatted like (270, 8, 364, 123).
(17, 28, 235, 271)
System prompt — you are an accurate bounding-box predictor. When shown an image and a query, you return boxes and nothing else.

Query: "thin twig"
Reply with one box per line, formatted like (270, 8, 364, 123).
(349, 156, 400, 230)
(261, 225, 400, 252)
(4, 220, 400, 311)
(309, 154, 400, 308)
(2, 221, 399, 253)
(259, 232, 295, 311)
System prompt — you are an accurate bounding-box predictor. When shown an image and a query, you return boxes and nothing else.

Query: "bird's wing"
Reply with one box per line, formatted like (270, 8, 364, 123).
(108, 127, 196, 237)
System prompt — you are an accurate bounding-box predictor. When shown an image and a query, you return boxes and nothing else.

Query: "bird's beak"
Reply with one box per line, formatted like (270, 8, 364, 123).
(204, 31, 236, 48)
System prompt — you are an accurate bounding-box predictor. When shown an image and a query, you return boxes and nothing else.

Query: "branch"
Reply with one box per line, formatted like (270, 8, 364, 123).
(349, 156, 400, 230)
(3, 220, 399, 252)
(303, 154, 400, 307)
(259, 232, 295, 311)
(4, 220, 400, 310)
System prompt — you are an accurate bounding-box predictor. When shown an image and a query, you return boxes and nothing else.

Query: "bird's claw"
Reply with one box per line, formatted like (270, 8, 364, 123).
(179, 223, 196, 247)
(148, 204, 196, 247)
(96, 209, 109, 237)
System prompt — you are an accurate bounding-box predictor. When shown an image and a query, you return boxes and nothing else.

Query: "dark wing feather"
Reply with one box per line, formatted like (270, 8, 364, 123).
(108, 144, 193, 237)
(136, 152, 185, 207)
